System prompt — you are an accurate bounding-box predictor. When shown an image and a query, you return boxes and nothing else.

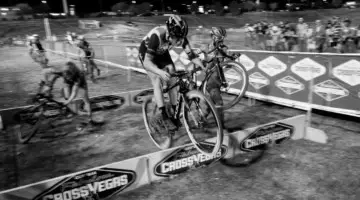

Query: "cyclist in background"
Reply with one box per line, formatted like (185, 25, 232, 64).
(39, 61, 93, 124)
(77, 35, 101, 83)
(26, 34, 58, 98)
(139, 14, 205, 134)
(27, 34, 49, 68)
(195, 27, 239, 129)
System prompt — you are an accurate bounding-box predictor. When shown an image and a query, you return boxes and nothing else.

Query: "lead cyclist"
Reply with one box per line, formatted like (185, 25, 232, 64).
(138, 14, 205, 135)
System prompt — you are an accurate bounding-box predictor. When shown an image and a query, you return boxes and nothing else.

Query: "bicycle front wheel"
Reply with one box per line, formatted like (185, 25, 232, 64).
(142, 96, 173, 150)
(14, 105, 44, 144)
(182, 90, 223, 157)
(202, 61, 248, 110)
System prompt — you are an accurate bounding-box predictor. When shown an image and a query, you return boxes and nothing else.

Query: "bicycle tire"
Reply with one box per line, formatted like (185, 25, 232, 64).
(14, 105, 44, 144)
(202, 61, 249, 110)
(142, 96, 172, 150)
(220, 134, 267, 167)
(182, 90, 223, 157)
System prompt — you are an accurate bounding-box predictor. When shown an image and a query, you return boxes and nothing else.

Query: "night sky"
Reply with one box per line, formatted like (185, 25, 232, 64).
(0, 0, 239, 13)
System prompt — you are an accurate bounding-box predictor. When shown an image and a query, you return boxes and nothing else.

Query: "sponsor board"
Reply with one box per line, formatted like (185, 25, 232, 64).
(291, 58, 326, 81)
(154, 142, 227, 177)
(169, 50, 179, 62)
(224, 68, 241, 85)
(332, 59, 360, 86)
(175, 61, 186, 71)
(275, 76, 305, 95)
(240, 123, 294, 152)
(33, 168, 136, 200)
(258, 56, 287, 77)
(313, 80, 350, 102)
(80, 95, 125, 112)
(125, 47, 139, 58)
(179, 51, 191, 65)
(249, 72, 270, 90)
(237, 54, 255, 71)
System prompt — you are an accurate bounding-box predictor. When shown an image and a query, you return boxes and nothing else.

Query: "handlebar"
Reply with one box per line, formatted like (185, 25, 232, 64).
(171, 67, 203, 78)
(34, 93, 65, 107)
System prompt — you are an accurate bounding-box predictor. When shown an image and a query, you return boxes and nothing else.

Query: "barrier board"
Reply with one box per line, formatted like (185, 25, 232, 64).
(0, 113, 309, 199)
(0, 88, 150, 128)
(123, 45, 360, 117)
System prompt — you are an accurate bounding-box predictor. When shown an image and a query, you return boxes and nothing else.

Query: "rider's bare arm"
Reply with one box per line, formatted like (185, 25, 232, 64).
(64, 83, 79, 105)
(182, 38, 205, 70)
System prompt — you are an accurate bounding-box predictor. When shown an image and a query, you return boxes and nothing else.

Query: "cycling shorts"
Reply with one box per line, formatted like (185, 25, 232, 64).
(138, 41, 173, 70)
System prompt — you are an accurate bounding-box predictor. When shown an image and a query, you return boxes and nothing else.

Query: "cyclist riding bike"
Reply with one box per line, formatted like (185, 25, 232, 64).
(39, 61, 93, 124)
(27, 34, 49, 68)
(138, 14, 205, 133)
(195, 27, 240, 129)
(26, 34, 58, 98)
(77, 35, 101, 83)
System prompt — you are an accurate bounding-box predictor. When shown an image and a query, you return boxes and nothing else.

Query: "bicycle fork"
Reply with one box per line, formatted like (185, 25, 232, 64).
(216, 61, 228, 88)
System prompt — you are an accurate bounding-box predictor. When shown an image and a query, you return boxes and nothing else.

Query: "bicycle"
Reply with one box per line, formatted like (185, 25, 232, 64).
(142, 67, 224, 157)
(13, 93, 87, 144)
(197, 45, 249, 110)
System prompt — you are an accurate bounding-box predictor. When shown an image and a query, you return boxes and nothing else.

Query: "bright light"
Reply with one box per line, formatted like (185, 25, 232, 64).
(0, 8, 9, 11)
(1, 12, 6, 16)
(199, 6, 204, 13)
(193, 1, 197, 3)
(132, 1, 136, 3)
(41, 1, 47, 3)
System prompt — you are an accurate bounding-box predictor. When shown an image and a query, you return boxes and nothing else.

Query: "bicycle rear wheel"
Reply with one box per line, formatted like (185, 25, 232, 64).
(182, 90, 223, 157)
(13, 105, 44, 144)
(142, 96, 173, 150)
(202, 61, 248, 110)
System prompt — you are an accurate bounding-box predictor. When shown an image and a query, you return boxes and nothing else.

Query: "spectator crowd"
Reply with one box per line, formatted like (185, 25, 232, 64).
(244, 16, 360, 53)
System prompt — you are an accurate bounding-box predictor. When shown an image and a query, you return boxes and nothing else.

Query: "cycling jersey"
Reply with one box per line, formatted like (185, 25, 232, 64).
(28, 41, 44, 51)
(78, 40, 93, 57)
(207, 41, 228, 59)
(138, 25, 196, 68)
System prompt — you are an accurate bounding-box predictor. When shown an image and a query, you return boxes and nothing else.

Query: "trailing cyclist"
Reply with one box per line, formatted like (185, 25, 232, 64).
(195, 27, 240, 129)
(138, 14, 205, 137)
(26, 34, 58, 99)
(27, 34, 49, 68)
(76, 35, 101, 83)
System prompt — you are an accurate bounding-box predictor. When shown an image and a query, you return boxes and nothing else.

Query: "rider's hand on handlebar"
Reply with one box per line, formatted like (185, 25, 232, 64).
(232, 53, 241, 59)
(159, 70, 171, 82)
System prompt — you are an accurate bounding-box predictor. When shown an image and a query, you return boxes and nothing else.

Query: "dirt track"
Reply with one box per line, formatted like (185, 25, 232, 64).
(0, 46, 359, 200)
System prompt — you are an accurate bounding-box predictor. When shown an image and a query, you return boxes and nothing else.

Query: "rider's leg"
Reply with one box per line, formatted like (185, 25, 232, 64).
(206, 67, 225, 128)
(39, 68, 57, 96)
(147, 69, 177, 130)
(147, 70, 165, 112)
(77, 86, 92, 122)
(90, 59, 100, 76)
(164, 64, 177, 114)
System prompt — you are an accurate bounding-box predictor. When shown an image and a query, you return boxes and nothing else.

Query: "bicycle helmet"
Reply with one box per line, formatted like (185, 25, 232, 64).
(210, 27, 226, 42)
(78, 35, 85, 40)
(166, 15, 188, 38)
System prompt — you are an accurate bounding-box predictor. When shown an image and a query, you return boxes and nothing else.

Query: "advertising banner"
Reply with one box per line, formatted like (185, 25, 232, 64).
(0, 114, 308, 199)
(231, 51, 360, 116)
(125, 46, 360, 117)
(48, 41, 360, 117)
(0, 157, 149, 200)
